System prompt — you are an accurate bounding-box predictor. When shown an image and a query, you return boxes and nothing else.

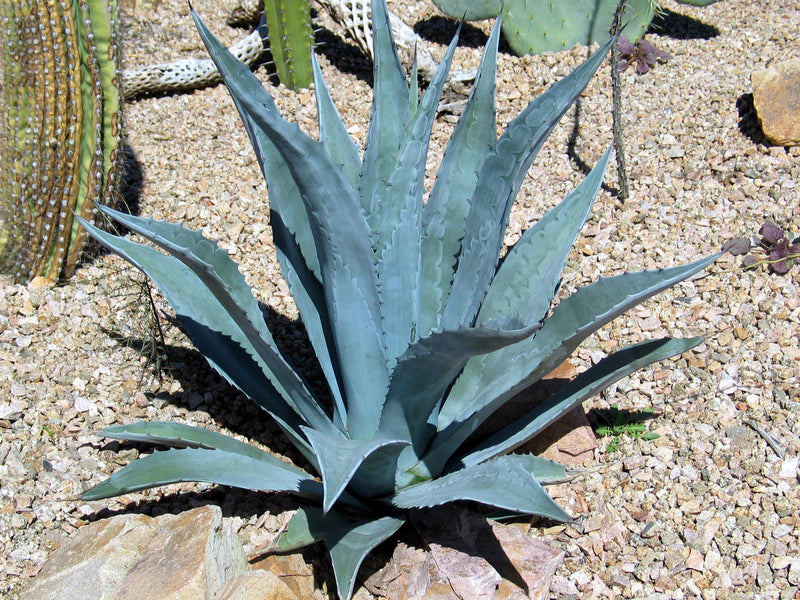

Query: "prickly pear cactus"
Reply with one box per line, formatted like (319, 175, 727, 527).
(263, 0, 315, 89)
(431, 0, 503, 20)
(501, 0, 656, 55)
(0, 0, 122, 283)
(432, 0, 656, 55)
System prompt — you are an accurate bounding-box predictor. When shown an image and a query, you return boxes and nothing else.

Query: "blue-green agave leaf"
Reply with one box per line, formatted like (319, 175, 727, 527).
(327, 516, 406, 600)
(275, 507, 405, 600)
(97, 207, 266, 335)
(80, 445, 322, 502)
(91, 421, 324, 484)
(271, 212, 348, 431)
(91, 207, 337, 437)
(420, 19, 500, 336)
(390, 454, 569, 522)
(459, 337, 704, 467)
(302, 427, 410, 512)
(312, 54, 361, 189)
(478, 149, 611, 325)
(194, 11, 389, 439)
(95, 421, 292, 459)
(78, 219, 315, 441)
(441, 37, 615, 329)
(436, 150, 609, 427)
(378, 317, 541, 451)
(172, 317, 319, 468)
(375, 30, 461, 362)
(512, 454, 568, 484)
(273, 505, 358, 552)
(190, 16, 321, 285)
(217, 56, 347, 427)
(426, 254, 720, 475)
(359, 0, 410, 217)
(217, 53, 346, 428)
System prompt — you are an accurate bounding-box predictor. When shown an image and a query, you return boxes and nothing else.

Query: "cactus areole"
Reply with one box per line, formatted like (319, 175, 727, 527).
(78, 1, 718, 597)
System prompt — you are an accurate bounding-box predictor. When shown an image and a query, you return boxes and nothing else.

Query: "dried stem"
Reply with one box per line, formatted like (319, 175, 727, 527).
(610, 0, 630, 200)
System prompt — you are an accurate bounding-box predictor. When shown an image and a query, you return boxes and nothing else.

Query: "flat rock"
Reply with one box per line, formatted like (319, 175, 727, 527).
(752, 59, 800, 146)
(20, 505, 248, 600)
(250, 552, 320, 599)
(364, 506, 563, 600)
(214, 570, 300, 600)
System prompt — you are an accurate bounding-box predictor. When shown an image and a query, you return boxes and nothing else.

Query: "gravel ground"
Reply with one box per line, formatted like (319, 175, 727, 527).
(2, 0, 799, 598)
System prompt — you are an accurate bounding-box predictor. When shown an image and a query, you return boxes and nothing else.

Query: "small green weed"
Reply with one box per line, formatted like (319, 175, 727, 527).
(592, 404, 659, 453)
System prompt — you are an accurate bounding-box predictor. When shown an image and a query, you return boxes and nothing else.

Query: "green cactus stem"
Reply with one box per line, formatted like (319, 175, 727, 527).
(263, 0, 315, 90)
(0, 0, 121, 283)
(433, 0, 722, 56)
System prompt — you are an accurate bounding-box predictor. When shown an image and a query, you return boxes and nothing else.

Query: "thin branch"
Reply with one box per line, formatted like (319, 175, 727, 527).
(610, 0, 630, 200)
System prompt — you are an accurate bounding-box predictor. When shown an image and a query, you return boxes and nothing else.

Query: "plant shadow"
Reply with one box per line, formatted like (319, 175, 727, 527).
(586, 405, 658, 433)
(73, 143, 145, 273)
(410, 505, 530, 593)
(98, 296, 326, 473)
(648, 8, 720, 40)
(736, 92, 769, 146)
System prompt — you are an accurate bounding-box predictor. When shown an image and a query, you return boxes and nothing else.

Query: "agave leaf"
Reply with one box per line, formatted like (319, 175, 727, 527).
(328, 515, 406, 600)
(271, 212, 348, 431)
(97, 207, 270, 344)
(275, 507, 405, 600)
(302, 427, 409, 512)
(493, 254, 721, 398)
(96, 421, 294, 458)
(437, 151, 609, 427)
(220, 58, 346, 427)
(312, 54, 361, 189)
(359, 0, 410, 218)
(436, 150, 609, 427)
(441, 37, 615, 329)
(93, 421, 326, 483)
(80, 445, 323, 502)
(375, 31, 461, 362)
(390, 454, 569, 523)
(78, 218, 319, 446)
(189, 16, 321, 285)
(477, 149, 611, 324)
(426, 254, 720, 475)
(91, 208, 338, 436)
(194, 11, 389, 439)
(512, 453, 568, 484)
(273, 505, 356, 552)
(420, 19, 501, 336)
(457, 337, 704, 468)
(173, 317, 320, 468)
(214, 56, 348, 428)
(378, 317, 541, 452)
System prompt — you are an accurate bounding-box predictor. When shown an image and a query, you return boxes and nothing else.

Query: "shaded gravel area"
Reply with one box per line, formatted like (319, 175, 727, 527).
(2, 0, 799, 598)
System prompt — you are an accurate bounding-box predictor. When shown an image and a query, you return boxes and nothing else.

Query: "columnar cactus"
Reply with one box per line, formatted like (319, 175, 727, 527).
(0, 0, 122, 282)
(263, 0, 315, 89)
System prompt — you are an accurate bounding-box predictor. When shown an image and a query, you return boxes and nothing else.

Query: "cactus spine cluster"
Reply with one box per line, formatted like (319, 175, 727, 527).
(0, 0, 121, 283)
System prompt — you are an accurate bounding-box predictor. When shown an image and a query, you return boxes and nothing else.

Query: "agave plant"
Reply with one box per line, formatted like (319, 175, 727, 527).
(77, 0, 717, 597)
